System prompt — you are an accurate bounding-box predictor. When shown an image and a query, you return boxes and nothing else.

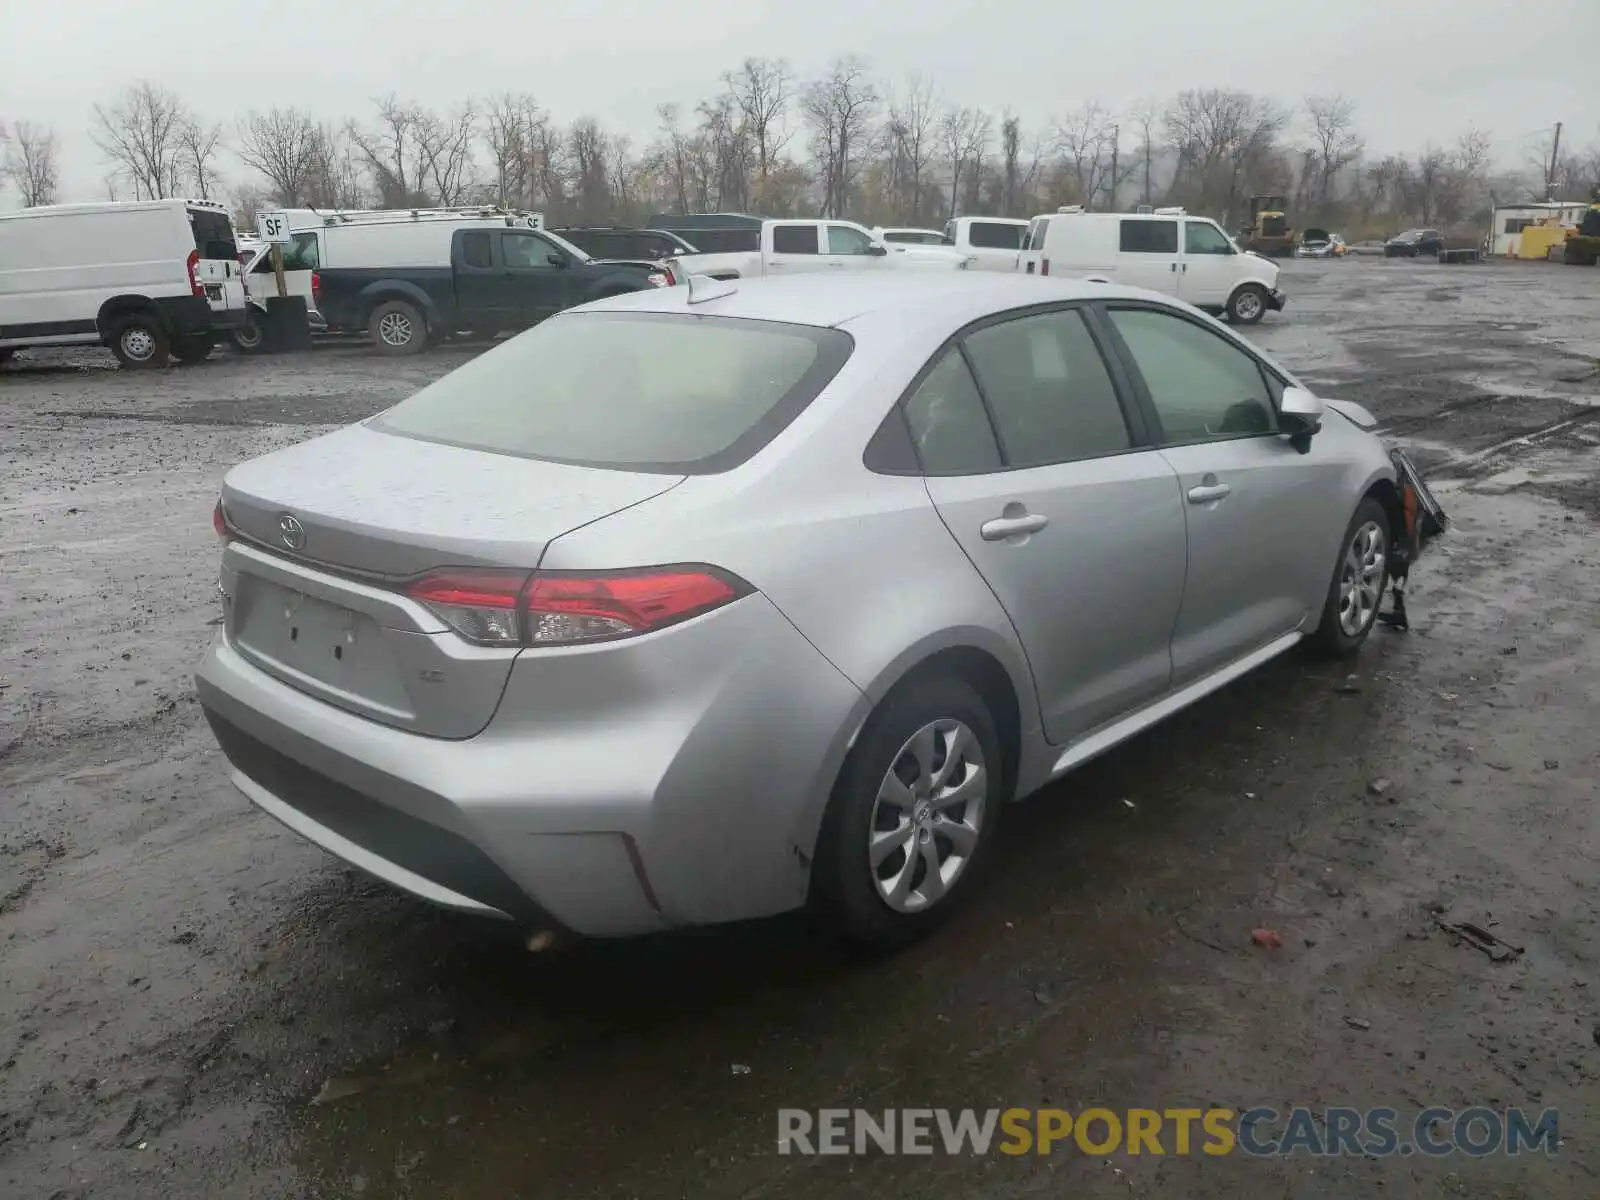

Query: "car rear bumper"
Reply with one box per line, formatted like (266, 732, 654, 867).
(195, 591, 866, 936)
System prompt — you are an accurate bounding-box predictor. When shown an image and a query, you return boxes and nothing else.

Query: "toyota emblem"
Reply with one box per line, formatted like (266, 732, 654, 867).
(278, 514, 306, 551)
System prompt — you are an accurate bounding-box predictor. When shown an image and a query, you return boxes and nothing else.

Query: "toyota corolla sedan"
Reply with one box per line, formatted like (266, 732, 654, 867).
(197, 273, 1440, 949)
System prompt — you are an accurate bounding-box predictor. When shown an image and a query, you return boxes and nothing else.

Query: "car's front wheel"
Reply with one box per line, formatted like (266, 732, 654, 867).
(814, 676, 1003, 950)
(1227, 284, 1269, 324)
(1309, 498, 1390, 657)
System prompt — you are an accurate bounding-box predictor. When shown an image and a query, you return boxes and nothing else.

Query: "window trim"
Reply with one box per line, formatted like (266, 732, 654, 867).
(1096, 301, 1288, 448)
(865, 300, 1156, 478)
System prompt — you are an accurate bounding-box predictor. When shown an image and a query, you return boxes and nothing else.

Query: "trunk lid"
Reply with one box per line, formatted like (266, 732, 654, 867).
(219, 422, 684, 737)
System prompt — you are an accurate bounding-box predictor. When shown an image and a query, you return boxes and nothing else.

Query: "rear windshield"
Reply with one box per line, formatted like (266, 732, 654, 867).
(372, 311, 854, 474)
(188, 208, 238, 260)
(968, 221, 1023, 249)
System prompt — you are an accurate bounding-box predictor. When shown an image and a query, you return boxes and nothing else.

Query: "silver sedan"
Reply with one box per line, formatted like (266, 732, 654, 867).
(198, 272, 1419, 949)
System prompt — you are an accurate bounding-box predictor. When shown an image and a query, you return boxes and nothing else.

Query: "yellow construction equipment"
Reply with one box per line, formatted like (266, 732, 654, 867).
(1239, 194, 1296, 257)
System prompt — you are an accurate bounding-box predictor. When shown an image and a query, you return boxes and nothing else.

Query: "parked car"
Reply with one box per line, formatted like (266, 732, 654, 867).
(872, 227, 953, 246)
(551, 226, 698, 261)
(232, 207, 545, 352)
(1018, 206, 1285, 324)
(944, 216, 1031, 272)
(1295, 229, 1347, 259)
(1384, 229, 1443, 257)
(647, 212, 765, 254)
(0, 199, 246, 368)
(668, 219, 971, 280)
(312, 225, 669, 354)
(197, 272, 1442, 950)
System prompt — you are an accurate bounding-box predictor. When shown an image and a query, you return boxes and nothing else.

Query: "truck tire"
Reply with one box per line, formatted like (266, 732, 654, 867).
(1227, 284, 1269, 325)
(108, 313, 170, 369)
(230, 309, 267, 354)
(368, 300, 427, 356)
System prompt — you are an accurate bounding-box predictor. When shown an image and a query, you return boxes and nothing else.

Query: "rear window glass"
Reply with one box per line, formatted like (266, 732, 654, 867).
(372, 312, 854, 474)
(968, 222, 1023, 249)
(189, 208, 238, 260)
(1120, 219, 1178, 253)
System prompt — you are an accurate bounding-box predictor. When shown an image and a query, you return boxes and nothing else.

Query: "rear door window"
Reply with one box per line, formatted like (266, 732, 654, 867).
(772, 224, 820, 254)
(968, 222, 1023, 250)
(903, 350, 1003, 474)
(373, 312, 853, 473)
(188, 208, 239, 260)
(1120, 219, 1178, 253)
(961, 309, 1133, 467)
(281, 232, 319, 270)
(460, 231, 493, 269)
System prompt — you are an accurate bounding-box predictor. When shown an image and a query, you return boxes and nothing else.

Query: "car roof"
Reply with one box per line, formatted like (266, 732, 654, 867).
(579, 272, 1162, 332)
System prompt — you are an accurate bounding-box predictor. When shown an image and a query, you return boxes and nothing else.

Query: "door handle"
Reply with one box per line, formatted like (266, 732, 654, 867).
(981, 512, 1049, 540)
(1187, 483, 1231, 504)
(1171, 262, 1178, 272)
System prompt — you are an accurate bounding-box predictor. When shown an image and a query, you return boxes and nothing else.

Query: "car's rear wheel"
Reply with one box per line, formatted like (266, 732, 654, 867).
(231, 310, 267, 354)
(369, 300, 427, 356)
(814, 676, 1003, 951)
(108, 314, 169, 369)
(1309, 498, 1390, 657)
(1227, 284, 1269, 324)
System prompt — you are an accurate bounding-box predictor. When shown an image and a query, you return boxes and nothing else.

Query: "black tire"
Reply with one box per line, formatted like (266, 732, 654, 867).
(108, 314, 169, 369)
(814, 676, 1005, 951)
(368, 300, 427, 356)
(171, 333, 214, 364)
(1308, 497, 1391, 658)
(0, 349, 14, 364)
(1227, 284, 1269, 325)
(230, 310, 267, 354)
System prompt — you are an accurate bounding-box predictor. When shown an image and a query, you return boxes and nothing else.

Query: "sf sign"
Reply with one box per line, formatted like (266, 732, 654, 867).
(256, 212, 293, 244)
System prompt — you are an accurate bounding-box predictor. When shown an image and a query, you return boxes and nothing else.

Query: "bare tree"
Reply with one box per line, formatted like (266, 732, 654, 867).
(484, 93, 535, 207)
(1164, 89, 1288, 227)
(568, 117, 612, 219)
(1055, 102, 1119, 208)
(350, 95, 432, 206)
(940, 105, 991, 219)
(178, 117, 225, 200)
(415, 101, 478, 206)
(237, 107, 321, 205)
(725, 57, 792, 185)
(886, 74, 939, 222)
(1305, 94, 1362, 215)
(1130, 98, 1160, 206)
(801, 56, 879, 217)
(3, 120, 61, 206)
(91, 81, 190, 199)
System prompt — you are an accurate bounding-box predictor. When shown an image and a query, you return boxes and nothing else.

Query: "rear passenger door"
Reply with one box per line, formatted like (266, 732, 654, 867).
(911, 306, 1188, 743)
(452, 230, 515, 329)
(1100, 304, 1347, 684)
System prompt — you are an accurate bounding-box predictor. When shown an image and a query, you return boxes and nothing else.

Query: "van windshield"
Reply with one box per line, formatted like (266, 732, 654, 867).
(188, 208, 238, 260)
(372, 311, 854, 474)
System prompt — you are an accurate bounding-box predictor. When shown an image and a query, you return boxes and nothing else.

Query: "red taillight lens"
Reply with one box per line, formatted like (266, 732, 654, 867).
(403, 566, 748, 647)
(310, 270, 321, 302)
(187, 248, 205, 297)
(524, 568, 744, 645)
(1040, 257, 1050, 277)
(406, 570, 529, 646)
(213, 500, 230, 540)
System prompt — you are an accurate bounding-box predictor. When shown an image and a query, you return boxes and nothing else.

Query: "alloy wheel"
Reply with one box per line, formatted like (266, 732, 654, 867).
(1338, 520, 1387, 636)
(378, 311, 414, 347)
(867, 719, 987, 913)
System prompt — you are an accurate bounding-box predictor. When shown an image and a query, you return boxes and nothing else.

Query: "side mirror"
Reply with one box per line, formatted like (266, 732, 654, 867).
(1279, 386, 1324, 438)
(546, 253, 567, 268)
(866, 243, 888, 257)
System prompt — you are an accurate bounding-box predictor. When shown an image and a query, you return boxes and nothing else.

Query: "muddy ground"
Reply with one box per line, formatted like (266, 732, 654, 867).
(2, 259, 1598, 1199)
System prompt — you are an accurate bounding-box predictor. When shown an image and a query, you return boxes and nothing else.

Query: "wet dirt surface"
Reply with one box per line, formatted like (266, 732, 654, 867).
(2, 259, 1598, 1199)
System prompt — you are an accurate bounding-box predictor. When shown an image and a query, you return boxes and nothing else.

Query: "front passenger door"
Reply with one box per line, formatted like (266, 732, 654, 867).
(912, 307, 1188, 744)
(825, 223, 889, 270)
(500, 230, 578, 324)
(1102, 306, 1349, 685)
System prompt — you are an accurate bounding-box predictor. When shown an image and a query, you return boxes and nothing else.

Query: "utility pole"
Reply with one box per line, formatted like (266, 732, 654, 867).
(1546, 122, 1563, 201)
(1107, 125, 1120, 212)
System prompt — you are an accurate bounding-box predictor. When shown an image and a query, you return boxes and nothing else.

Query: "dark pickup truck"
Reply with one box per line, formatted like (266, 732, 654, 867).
(314, 226, 671, 355)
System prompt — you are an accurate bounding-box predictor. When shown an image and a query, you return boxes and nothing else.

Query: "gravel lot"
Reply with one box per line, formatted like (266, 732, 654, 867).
(3, 258, 1599, 1199)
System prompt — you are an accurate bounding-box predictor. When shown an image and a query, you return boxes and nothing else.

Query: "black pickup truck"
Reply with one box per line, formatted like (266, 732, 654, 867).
(313, 226, 671, 355)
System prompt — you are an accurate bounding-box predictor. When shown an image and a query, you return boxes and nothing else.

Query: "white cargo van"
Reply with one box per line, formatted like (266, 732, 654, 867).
(1017, 207, 1285, 324)
(0, 199, 247, 367)
(232, 207, 544, 351)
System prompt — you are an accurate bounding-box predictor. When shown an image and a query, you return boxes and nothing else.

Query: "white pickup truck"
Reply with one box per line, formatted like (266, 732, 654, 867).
(667, 219, 971, 281)
(942, 216, 1030, 272)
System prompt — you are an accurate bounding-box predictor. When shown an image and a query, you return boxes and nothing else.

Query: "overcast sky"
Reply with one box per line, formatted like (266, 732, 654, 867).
(2, 0, 1593, 204)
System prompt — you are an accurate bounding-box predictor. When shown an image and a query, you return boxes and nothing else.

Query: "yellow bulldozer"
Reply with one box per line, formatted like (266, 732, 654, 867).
(1239, 194, 1296, 257)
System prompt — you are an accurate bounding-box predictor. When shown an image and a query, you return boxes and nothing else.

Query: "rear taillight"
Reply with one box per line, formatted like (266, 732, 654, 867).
(406, 570, 528, 645)
(213, 499, 230, 541)
(647, 271, 671, 288)
(1040, 257, 1050, 277)
(310, 270, 322, 303)
(404, 566, 748, 647)
(187, 249, 205, 297)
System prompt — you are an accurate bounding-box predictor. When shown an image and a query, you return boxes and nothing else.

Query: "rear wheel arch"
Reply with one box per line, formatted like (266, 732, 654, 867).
(96, 295, 163, 339)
